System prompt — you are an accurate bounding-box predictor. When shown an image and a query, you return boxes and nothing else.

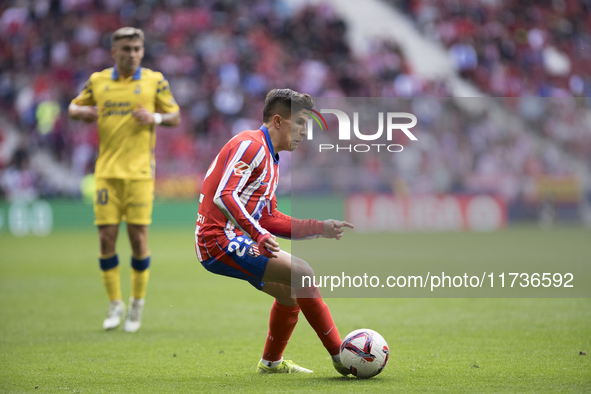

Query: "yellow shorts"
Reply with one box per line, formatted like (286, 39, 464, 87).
(94, 178, 154, 226)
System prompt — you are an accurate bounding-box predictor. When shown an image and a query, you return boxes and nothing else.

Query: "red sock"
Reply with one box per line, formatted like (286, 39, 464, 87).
(262, 300, 300, 362)
(296, 287, 342, 356)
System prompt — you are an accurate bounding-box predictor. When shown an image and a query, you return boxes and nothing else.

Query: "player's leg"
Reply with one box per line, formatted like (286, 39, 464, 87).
(260, 250, 313, 288)
(122, 179, 154, 332)
(127, 223, 150, 298)
(296, 288, 349, 376)
(256, 282, 311, 373)
(196, 237, 311, 373)
(262, 281, 297, 307)
(124, 223, 149, 332)
(255, 280, 313, 374)
(262, 253, 348, 375)
(98, 224, 121, 302)
(95, 178, 125, 330)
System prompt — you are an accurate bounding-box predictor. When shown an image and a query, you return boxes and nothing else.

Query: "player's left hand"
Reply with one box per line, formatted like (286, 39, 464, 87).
(323, 219, 354, 240)
(132, 104, 155, 126)
(258, 233, 280, 258)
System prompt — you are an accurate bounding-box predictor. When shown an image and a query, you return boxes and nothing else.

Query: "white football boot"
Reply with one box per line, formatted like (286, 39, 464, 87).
(103, 300, 126, 330)
(256, 359, 313, 374)
(123, 297, 145, 333)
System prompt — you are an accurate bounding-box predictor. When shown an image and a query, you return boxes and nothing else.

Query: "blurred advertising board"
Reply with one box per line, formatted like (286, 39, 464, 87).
(347, 194, 506, 232)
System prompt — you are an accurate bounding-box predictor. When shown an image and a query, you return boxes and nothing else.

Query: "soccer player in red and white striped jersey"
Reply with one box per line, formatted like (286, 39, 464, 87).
(195, 89, 353, 374)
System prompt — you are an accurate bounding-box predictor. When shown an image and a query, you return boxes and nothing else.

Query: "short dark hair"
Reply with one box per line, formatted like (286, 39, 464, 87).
(111, 27, 144, 46)
(263, 89, 314, 122)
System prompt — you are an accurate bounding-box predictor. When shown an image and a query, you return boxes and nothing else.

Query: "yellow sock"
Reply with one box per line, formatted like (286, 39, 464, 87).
(131, 268, 150, 299)
(101, 266, 121, 301)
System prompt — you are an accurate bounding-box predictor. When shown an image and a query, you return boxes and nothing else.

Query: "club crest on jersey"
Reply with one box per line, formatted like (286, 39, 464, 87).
(233, 161, 250, 176)
(247, 246, 258, 257)
(135, 84, 141, 94)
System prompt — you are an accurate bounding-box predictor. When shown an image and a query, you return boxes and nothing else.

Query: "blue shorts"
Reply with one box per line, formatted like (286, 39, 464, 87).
(199, 235, 269, 290)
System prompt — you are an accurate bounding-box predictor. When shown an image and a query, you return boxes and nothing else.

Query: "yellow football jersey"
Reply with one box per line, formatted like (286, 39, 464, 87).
(71, 67, 180, 179)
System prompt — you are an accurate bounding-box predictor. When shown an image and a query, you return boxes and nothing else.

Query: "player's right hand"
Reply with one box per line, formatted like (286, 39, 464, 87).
(133, 103, 154, 126)
(258, 233, 280, 258)
(323, 219, 354, 240)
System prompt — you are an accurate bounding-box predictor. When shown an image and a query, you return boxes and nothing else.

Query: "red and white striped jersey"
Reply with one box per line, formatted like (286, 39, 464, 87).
(195, 126, 324, 262)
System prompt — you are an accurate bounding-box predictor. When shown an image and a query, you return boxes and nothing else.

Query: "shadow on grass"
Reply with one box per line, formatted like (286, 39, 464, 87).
(305, 375, 390, 383)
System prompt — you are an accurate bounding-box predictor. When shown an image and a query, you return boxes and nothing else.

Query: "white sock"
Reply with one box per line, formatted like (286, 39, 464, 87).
(261, 357, 283, 368)
(332, 354, 341, 363)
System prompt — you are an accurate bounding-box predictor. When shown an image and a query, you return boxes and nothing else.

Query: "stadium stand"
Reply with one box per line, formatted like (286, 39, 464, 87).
(0, 0, 589, 223)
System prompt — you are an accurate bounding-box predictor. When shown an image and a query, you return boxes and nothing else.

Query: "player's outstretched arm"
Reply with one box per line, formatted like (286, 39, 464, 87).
(259, 195, 325, 240)
(132, 104, 181, 127)
(323, 219, 354, 240)
(68, 103, 98, 123)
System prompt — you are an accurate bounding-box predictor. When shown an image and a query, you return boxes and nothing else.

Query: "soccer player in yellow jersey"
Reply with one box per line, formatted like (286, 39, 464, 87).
(69, 27, 181, 332)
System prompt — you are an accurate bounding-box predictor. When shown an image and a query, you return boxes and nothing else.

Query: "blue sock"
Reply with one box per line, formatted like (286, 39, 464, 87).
(99, 254, 119, 271)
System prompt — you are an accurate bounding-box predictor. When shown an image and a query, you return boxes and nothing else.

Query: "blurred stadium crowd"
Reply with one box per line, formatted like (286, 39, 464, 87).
(292, 96, 586, 221)
(401, 0, 591, 97)
(0, 0, 589, 215)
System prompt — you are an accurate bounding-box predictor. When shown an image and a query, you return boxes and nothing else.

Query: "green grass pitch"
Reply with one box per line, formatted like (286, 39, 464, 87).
(1, 226, 590, 393)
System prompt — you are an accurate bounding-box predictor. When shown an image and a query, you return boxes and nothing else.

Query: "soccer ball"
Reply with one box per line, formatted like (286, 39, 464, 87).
(340, 329, 389, 378)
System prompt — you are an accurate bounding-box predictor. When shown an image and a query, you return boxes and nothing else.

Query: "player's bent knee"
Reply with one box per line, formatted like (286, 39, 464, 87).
(291, 259, 315, 288)
(276, 284, 297, 306)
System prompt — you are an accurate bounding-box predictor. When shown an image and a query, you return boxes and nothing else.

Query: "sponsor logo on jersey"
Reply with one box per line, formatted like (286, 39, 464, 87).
(233, 161, 250, 176)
